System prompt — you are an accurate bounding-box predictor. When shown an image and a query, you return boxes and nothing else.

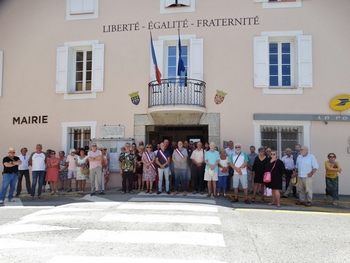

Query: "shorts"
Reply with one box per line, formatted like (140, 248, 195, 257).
(68, 170, 77, 179)
(204, 169, 218, 181)
(233, 173, 248, 189)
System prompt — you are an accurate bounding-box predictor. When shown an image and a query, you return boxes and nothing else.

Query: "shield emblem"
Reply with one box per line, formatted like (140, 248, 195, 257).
(129, 91, 140, 105)
(214, 90, 227, 105)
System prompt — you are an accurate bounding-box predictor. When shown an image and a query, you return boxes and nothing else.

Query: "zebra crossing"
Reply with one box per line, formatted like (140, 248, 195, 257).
(0, 192, 231, 263)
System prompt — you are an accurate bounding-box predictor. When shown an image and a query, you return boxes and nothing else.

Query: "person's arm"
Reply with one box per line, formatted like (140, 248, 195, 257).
(3, 158, 21, 167)
(308, 156, 318, 177)
(28, 152, 35, 166)
(325, 161, 341, 172)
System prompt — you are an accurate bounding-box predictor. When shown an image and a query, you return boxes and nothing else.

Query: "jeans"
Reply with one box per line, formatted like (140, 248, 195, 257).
(217, 175, 228, 191)
(158, 167, 170, 192)
(0, 173, 18, 201)
(174, 168, 187, 192)
(31, 171, 45, 197)
(192, 164, 205, 192)
(17, 169, 31, 195)
(122, 171, 134, 192)
(90, 167, 103, 193)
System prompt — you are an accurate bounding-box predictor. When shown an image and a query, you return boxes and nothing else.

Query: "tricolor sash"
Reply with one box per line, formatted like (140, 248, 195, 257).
(175, 148, 185, 159)
(158, 150, 168, 163)
(145, 151, 157, 171)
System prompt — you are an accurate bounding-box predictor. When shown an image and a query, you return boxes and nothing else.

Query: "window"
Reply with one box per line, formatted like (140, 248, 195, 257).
(160, 0, 196, 14)
(254, 31, 312, 94)
(150, 35, 203, 81)
(167, 45, 188, 80)
(66, 0, 99, 21)
(253, 120, 311, 157)
(253, 0, 302, 9)
(0, 51, 3, 97)
(75, 49, 92, 92)
(269, 42, 292, 87)
(56, 40, 104, 100)
(69, 127, 91, 150)
(61, 121, 97, 152)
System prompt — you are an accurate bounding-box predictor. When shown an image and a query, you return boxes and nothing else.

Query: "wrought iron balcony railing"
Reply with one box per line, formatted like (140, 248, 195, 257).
(148, 78, 206, 108)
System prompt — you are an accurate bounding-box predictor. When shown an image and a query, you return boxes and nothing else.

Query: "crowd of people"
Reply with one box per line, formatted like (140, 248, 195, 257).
(0, 140, 343, 207)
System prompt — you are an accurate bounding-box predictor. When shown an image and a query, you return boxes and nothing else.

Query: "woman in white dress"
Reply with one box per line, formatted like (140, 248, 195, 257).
(75, 148, 89, 193)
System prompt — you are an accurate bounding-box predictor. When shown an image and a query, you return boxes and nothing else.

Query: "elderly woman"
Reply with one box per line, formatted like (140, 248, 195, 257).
(252, 147, 269, 203)
(46, 150, 60, 195)
(204, 142, 220, 198)
(217, 148, 229, 197)
(324, 153, 342, 205)
(265, 150, 285, 207)
(76, 148, 89, 193)
(142, 144, 157, 194)
(135, 146, 144, 191)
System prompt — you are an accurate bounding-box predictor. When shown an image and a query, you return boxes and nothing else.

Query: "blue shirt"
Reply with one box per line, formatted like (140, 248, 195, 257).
(296, 153, 319, 178)
(205, 150, 220, 173)
(247, 153, 258, 168)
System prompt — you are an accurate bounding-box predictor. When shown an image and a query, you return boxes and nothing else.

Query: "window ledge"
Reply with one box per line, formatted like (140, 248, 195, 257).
(262, 0, 302, 9)
(63, 92, 97, 100)
(160, 0, 196, 14)
(262, 88, 303, 95)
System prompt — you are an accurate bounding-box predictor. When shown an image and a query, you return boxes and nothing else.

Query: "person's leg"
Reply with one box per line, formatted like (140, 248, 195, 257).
(199, 165, 205, 193)
(305, 177, 313, 203)
(157, 168, 163, 193)
(222, 176, 228, 196)
(240, 174, 249, 201)
(297, 177, 306, 203)
(82, 180, 86, 192)
(212, 181, 217, 196)
(128, 172, 134, 192)
(217, 176, 222, 194)
(193, 166, 199, 193)
(149, 180, 153, 193)
(275, 190, 281, 206)
(90, 168, 97, 194)
(285, 170, 292, 192)
(0, 174, 12, 201)
(16, 171, 23, 196)
(207, 181, 211, 197)
(247, 169, 253, 193)
(174, 168, 180, 193)
(30, 172, 38, 197)
(180, 169, 187, 193)
(121, 172, 127, 193)
(164, 167, 170, 192)
(233, 174, 239, 199)
(24, 170, 31, 194)
(37, 171, 45, 197)
(138, 174, 142, 190)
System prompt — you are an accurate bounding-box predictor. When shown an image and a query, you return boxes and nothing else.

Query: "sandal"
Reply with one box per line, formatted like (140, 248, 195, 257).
(251, 198, 255, 203)
(122, 191, 125, 195)
(268, 202, 276, 205)
(145, 189, 149, 193)
(149, 190, 153, 194)
(260, 199, 265, 203)
(38, 196, 43, 199)
(223, 192, 227, 197)
(51, 191, 54, 195)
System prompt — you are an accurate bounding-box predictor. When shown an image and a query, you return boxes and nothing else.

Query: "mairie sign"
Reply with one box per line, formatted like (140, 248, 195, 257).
(329, 94, 350, 111)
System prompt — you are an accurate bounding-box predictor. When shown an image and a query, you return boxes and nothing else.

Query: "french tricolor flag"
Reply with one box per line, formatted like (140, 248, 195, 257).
(150, 32, 162, 85)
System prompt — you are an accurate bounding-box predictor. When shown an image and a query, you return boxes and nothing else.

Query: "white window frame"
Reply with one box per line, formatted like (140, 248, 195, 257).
(0, 51, 3, 97)
(66, 0, 99, 21)
(56, 40, 104, 100)
(165, 40, 189, 79)
(160, 0, 196, 14)
(253, 0, 302, 9)
(61, 121, 97, 153)
(151, 34, 203, 82)
(254, 30, 312, 95)
(73, 47, 92, 92)
(253, 120, 311, 156)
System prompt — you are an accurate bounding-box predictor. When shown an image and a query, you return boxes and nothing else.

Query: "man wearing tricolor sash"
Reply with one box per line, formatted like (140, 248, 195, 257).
(155, 142, 171, 195)
(172, 141, 188, 196)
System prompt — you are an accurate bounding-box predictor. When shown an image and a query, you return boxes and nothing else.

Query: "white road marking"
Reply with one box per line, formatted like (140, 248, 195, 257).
(137, 192, 208, 198)
(75, 229, 225, 247)
(100, 214, 221, 224)
(0, 224, 79, 235)
(117, 203, 218, 212)
(3, 198, 23, 207)
(48, 255, 227, 263)
(80, 194, 113, 202)
(0, 238, 55, 249)
(129, 197, 216, 204)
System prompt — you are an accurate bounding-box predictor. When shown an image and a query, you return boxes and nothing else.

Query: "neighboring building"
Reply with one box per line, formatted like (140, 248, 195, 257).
(0, 0, 349, 193)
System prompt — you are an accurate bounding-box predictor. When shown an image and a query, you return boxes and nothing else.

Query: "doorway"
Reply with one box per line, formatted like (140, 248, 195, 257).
(146, 125, 208, 144)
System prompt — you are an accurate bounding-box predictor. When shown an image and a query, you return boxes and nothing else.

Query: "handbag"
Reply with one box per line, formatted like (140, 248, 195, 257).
(291, 176, 298, 186)
(263, 161, 276, 183)
(81, 166, 90, 176)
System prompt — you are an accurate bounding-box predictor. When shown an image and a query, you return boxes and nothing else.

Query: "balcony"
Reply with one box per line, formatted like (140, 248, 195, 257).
(148, 78, 206, 114)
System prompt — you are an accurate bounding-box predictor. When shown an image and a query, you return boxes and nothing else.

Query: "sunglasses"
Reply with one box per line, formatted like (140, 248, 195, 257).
(271, 153, 277, 155)
(9, 151, 15, 153)
(92, 145, 97, 147)
(328, 156, 335, 158)
(235, 146, 241, 148)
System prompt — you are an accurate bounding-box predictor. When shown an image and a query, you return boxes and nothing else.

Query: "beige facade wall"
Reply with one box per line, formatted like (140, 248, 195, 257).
(0, 0, 349, 193)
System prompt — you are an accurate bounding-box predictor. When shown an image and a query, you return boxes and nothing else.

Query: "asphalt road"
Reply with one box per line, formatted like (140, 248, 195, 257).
(0, 191, 349, 263)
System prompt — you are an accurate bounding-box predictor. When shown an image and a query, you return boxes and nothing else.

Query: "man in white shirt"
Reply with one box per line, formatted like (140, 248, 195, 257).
(28, 144, 47, 199)
(16, 147, 31, 197)
(191, 141, 205, 194)
(281, 148, 296, 198)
